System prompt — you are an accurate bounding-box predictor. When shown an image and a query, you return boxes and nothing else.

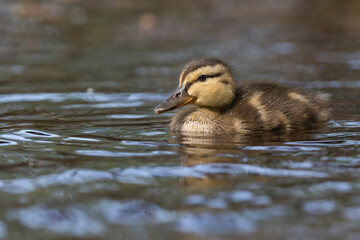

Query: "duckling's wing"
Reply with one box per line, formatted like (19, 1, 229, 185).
(227, 82, 331, 131)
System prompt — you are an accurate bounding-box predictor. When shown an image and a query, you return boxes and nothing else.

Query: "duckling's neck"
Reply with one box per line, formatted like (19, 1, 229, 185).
(196, 106, 221, 115)
(195, 106, 228, 117)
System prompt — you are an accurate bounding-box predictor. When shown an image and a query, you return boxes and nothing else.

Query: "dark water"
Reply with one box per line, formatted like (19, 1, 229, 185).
(0, 0, 360, 239)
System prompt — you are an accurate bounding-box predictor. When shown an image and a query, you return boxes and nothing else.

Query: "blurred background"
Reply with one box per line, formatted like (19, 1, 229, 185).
(0, 0, 359, 240)
(2, 0, 360, 94)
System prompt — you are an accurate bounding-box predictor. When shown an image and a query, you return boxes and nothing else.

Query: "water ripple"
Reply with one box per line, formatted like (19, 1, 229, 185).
(17, 130, 59, 138)
(0, 169, 114, 194)
(99, 199, 176, 225)
(286, 140, 360, 147)
(303, 200, 336, 215)
(7, 205, 103, 236)
(0, 163, 328, 194)
(63, 102, 143, 109)
(309, 181, 353, 193)
(190, 163, 328, 178)
(0, 139, 17, 146)
(343, 207, 360, 220)
(330, 120, 360, 128)
(0, 221, 6, 239)
(1, 134, 31, 142)
(64, 137, 100, 142)
(118, 163, 328, 179)
(76, 150, 175, 157)
(0, 92, 166, 104)
(1, 130, 59, 142)
(107, 114, 148, 119)
(177, 212, 256, 235)
(242, 145, 321, 152)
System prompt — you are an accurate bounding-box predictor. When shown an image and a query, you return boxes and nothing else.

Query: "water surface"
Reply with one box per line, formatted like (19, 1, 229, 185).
(0, 0, 360, 239)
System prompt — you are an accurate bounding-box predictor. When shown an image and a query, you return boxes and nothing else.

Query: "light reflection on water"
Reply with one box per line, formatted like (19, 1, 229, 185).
(0, 0, 360, 239)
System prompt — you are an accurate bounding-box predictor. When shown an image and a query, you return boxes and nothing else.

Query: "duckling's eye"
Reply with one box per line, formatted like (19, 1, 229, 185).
(197, 75, 207, 82)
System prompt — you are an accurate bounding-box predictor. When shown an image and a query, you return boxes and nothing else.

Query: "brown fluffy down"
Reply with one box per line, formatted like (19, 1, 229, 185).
(170, 82, 331, 134)
(156, 57, 331, 135)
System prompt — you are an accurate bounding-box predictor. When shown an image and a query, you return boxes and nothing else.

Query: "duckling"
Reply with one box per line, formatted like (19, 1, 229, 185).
(154, 57, 331, 134)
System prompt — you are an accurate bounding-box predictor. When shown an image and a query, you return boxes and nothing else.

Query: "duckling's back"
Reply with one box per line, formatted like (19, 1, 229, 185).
(228, 82, 332, 132)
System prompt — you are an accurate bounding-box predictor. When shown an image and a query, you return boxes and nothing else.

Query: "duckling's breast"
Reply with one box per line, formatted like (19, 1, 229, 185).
(170, 107, 222, 133)
(170, 106, 250, 134)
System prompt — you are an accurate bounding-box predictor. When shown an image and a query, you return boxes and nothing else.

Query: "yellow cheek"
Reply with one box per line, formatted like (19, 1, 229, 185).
(187, 84, 201, 97)
(188, 84, 221, 105)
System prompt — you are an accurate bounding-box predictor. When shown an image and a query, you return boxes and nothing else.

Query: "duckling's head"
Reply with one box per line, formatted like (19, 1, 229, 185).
(154, 57, 236, 114)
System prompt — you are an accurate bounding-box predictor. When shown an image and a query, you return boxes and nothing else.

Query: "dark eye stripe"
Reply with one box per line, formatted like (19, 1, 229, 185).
(195, 72, 223, 82)
(207, 73, 223, 78)
(183, 73, 225, 89)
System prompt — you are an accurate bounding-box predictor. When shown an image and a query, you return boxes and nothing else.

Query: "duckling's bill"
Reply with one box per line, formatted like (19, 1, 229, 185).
(154, 86, 195, 114)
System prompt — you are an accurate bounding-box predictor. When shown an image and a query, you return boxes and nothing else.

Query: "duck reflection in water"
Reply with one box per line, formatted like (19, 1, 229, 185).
(169, 131, 322, 188)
